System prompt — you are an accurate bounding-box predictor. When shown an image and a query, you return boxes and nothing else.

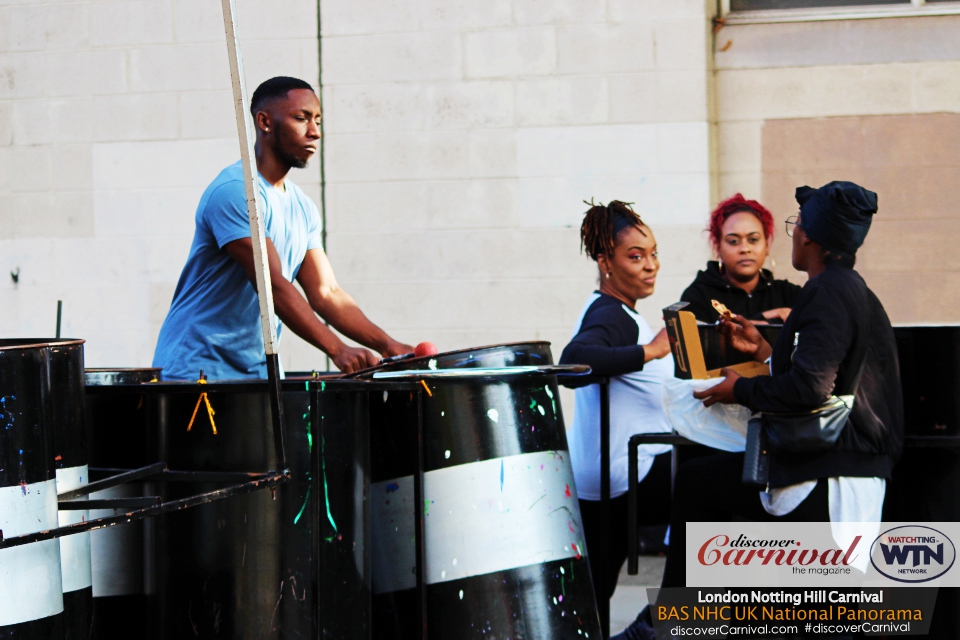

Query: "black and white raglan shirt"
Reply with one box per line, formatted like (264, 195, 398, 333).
(559, 292, 674, 500)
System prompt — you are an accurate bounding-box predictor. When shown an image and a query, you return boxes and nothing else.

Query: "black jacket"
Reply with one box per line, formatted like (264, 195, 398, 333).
(680, 262, 802, 323)
(733, 263, 904, 487)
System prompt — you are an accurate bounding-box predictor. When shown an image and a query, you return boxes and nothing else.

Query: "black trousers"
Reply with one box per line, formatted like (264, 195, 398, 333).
(660, 452, 830, 587)
(579, 452, 673, 601)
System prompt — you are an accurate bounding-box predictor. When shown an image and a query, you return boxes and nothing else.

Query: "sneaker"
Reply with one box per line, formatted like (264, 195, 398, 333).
(611, 605, 656, 640)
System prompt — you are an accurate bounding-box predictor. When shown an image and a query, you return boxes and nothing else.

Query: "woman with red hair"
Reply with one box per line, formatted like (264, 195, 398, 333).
(680, 194, 801, 323)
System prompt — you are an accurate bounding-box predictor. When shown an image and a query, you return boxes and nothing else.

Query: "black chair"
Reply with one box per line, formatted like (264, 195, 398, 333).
(626, 432, 694, 574)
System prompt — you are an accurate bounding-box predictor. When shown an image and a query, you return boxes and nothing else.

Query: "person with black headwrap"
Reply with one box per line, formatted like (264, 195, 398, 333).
(612, 181, 904, 640)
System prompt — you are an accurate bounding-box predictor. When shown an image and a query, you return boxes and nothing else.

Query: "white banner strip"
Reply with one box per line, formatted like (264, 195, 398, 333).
(56, 465, 92, 593)
(371, 450, 585, 593)
(89, 485, 144, 597)
(0, 479, 64, 625)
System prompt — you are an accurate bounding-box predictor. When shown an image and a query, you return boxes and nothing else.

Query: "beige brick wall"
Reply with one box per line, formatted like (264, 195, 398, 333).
(714, 15, 960, 324)
(1, 0, 717, 383)
(317, 0, 715, 375)
(5, 0, 959, 377)
(761, 114, 960, 324)
(0, 0, 320, 366)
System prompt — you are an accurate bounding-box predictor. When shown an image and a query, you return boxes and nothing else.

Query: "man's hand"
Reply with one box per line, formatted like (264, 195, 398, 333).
(644, 328, 672, 363)
(761, 307, 792, 323)
(719, 314, 773, 362)
(692, 368, 741, 407)
(381, 340, 414, 358)
(332, 345, 380, 373)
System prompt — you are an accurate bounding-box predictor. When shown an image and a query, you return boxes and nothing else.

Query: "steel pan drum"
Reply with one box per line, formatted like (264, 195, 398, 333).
(0, 340, 68, 639)
(361, 342, 603, 640)
(85, 375, 382, 639)
(84, 368, 160, 640)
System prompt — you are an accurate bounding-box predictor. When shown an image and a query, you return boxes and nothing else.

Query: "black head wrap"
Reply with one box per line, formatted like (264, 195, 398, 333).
(794, 181, 878, 254)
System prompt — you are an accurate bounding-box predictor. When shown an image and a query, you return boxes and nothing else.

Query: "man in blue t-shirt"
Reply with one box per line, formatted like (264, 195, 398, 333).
(154, 77, 413, 380)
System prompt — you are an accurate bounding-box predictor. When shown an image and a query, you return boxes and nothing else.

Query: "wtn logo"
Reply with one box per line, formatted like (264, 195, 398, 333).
(879, 542, 944, 566)
(871, 526, 956, 583)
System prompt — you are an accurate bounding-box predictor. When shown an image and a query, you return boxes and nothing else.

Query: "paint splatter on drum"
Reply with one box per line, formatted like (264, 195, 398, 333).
(366, 342, 602, 639)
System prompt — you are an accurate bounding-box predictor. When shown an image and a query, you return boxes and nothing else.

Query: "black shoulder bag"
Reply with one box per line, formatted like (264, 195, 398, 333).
(742, 286, 871, 485)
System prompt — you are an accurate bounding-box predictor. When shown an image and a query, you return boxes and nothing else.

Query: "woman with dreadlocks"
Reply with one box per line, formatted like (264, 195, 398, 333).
(559, 200, 673, 605)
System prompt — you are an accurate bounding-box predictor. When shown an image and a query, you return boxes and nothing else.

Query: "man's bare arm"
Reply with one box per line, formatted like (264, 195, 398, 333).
(296, 248, 412, 358)
(224, 238, 379, 373)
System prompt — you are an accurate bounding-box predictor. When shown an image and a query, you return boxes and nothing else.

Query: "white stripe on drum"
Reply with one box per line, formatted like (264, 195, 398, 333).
(89, 484, 143, 597)
(56, 465, 92, 593)
(0, 478, 65, 626)
(371, 450, 585, 593)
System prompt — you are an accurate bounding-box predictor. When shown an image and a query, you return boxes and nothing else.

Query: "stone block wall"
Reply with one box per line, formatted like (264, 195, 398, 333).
(761, 113, 960, 324)
(1, 0, 716, 377)
(317, 0, 714, 372)
(0, 0, 320, 367)
(715, 14, 960, 323)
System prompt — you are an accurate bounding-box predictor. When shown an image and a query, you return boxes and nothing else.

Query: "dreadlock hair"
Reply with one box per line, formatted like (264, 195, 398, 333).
(580, 200, 647, 261)
(708, 193, 775, 255)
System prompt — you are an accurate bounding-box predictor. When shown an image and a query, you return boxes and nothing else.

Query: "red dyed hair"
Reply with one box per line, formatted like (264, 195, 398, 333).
(708, 193, 775, 254)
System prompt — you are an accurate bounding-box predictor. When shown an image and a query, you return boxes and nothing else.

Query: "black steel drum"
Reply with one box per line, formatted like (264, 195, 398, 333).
(882, 326, 960, 637)
(886, 326, 960, 523)
(84, 368, 160, 640)
(45, 341, 90, 640)
(0, 341, 65, 638)
(361, 342, 603, 640)
(85, 375, 392, 639)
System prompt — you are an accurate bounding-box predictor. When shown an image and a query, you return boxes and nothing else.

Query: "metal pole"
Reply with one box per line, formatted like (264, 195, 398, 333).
(311, 383, 323, 637)
(627, 435, 639, 575)
(55, 300, 62, 338)
(599, 377, 611, 638)
(219, 0, 286, 470)
(414, 387, 428, 640)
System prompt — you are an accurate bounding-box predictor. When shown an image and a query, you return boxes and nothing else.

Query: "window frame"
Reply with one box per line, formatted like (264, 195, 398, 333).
(720, 0, 960, 25)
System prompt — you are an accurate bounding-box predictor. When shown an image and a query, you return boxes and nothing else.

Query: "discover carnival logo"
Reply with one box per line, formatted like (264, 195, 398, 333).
(697, 533, 861, 572)
(870, 526, 956, 583)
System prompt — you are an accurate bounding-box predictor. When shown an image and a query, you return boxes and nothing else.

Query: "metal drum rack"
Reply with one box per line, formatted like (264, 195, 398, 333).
(0, 432, 288, 553)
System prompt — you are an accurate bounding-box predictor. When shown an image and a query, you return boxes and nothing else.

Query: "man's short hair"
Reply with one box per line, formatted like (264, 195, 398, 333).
(250, 76, 315, 116)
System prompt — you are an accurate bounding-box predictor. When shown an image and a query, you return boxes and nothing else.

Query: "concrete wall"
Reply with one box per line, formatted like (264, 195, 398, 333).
(761, 113, 960, 324)
(5, 0, 957, 376)
(316, 0, 715, 372)
(0, 0, 320, 367)
(0, 0, 716, 377)
(714, 14, 960, 322)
